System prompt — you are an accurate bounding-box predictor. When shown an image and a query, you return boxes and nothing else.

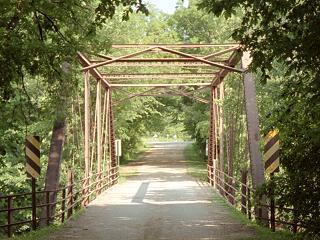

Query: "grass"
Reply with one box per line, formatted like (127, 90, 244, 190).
(183, 143, 296, 240)
(119, 142, 150, 166)
(118, 142, 150, 183)
(183, 143, 207, 182)
(2, 208, 85, 240)
(1, 144, 150, 239)
(213, 194, 295, 240)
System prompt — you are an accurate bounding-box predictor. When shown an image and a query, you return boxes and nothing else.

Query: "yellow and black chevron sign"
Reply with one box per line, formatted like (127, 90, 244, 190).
(25, 135, 41, 179)
(264, 130, 280, 174)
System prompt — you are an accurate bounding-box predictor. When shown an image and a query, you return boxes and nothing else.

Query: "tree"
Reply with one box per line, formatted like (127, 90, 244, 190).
(198, 0, 320, 77)
(198, 0, 320, 235)
(0, 0, 148, 226)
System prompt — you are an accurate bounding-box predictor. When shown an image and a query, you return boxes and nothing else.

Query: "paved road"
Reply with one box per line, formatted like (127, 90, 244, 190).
(48, 142, 256, 240)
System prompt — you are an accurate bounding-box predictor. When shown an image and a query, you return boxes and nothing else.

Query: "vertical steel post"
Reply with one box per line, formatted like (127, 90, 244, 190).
(241, 169, 248, 214)
(61, 188, 66, 223)
(83, 71, 90, 207)
(270, 173, 276, 231)
(241, 51, 268, 223)
(104, 89, 110, 183)
(108, 89, 117, 184)
(248, 186, 252, 219)
(31, 178, 37, 230)
(96, 80, 102, 194)
(213, 87, 219, 189)
(208, 86, 214, 186)
(101, 91, 107, 176)
(46, 191, 50, 225)
(218, 82, 225, 195)
(7, 196, 13, 237)
(67, 170, 74, 218)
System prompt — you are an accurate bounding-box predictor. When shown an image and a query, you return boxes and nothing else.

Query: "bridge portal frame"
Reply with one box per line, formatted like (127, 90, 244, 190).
(77, 44, 267, 221)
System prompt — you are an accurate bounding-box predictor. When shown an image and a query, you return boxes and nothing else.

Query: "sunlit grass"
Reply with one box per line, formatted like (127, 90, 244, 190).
(183, 143, 207, 182)
(184, 143, 297, 240)
(1, 208, 85, 240)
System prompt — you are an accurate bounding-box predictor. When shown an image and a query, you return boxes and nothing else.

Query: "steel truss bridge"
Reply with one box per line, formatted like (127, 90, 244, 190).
(77, 43, 268, 220)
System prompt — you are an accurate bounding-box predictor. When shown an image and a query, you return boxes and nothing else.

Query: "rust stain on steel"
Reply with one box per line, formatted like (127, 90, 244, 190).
(82, 47, 157, 71)
(110, 83, 212, 87)
(104, 73, 218, 79)
(158, 46, 243, 73)
(111, 43, 240, 48)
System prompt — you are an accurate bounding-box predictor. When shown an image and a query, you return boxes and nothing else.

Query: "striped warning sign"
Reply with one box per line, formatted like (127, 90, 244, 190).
(264, 130, 280, 174)
(25, 136, 41, 179)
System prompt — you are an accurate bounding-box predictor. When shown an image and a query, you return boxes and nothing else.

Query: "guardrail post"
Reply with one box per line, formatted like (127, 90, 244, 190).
(248, 187, 252, 219)
(67, 170, 74, 218)
(61, 189, 66, 223)
(270, 173, 276, 231)
(31, 178, 37, 230)
(241, 169, 248, 215)
(7, 196, 13, 237)
(46, 191, 50, 225)
(293, 214, 298, 233)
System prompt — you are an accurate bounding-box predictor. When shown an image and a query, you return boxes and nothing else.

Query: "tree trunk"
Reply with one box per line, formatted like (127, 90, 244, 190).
(40, 120, 67, 226)
(242, 52, 268, 224)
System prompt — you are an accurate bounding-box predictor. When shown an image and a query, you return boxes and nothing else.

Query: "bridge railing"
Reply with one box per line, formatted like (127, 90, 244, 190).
(0, 166, 119, 237)
(207, 164, 300, 233)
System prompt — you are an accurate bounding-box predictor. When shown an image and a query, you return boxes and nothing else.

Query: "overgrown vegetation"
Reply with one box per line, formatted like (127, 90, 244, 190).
(184, 143, 207, 182)
(198, 0, 320, 236)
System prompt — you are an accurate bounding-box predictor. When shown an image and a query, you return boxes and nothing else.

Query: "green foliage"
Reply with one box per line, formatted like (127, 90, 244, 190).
(198, 0, 320, 77)
(0, 0, 149, 234)
(198, 0, 320, 235)
(1, 0, 319, 237)
(184, 143, 207, 182)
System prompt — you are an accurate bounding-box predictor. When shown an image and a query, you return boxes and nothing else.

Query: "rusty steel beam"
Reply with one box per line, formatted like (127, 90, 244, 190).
(82, 47, 157, 71)
(158, 47, 243, 73)
(104, 73, 218, 80)
(208, 86, 215, 186)
(204, 46, 240, 59)
(108, 90, 117, 182)
(114, 93, 208, 105)
(111, 44, 239, 48)
(83, 71, 90, 207)
(218, 82, 225, 190)
(107, 78, 212, 83)
(113, 87, 160, 105)
(168, 88, 209, 104)
(77, 52, 111, 88)
(92, 61, 222, 67)
(114, 86, 210, 105)
(111, 83, 212, 87)
(212, 50, 242, 86)
(96, 80, 102, 184)
(185, 85, 211, 94)
(91, 58, 228, 63)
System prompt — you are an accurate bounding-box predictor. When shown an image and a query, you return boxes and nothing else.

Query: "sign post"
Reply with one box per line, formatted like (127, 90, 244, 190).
(115, 139, 122, 166)
(25, 135, 41, 230)
(205, 139, 208, 156)
(263, 129, 280, 231)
